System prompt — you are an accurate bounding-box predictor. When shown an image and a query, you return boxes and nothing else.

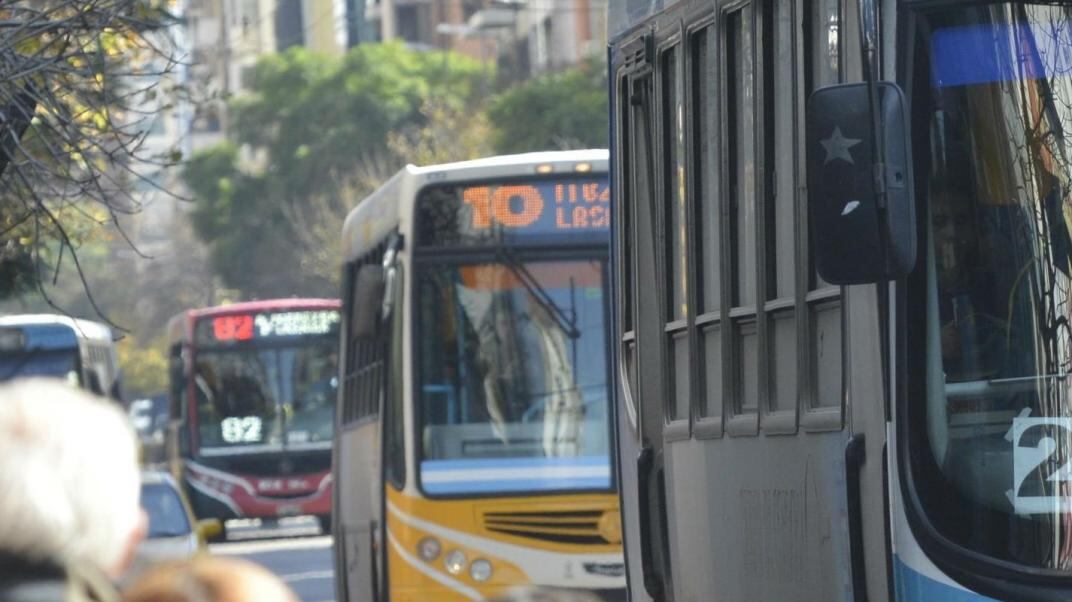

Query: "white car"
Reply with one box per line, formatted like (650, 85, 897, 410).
(122, 471, 222, 585)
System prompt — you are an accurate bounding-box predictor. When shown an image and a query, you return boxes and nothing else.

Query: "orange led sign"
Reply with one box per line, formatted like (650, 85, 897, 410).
(461, 179, 609, 233)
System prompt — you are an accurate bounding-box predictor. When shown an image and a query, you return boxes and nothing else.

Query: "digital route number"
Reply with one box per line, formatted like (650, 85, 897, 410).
(462, 181, 609, 232)
(205, 310, 340, 344)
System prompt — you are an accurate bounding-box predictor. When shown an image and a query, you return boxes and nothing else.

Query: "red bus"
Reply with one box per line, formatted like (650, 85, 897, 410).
(165, 299, 340, 537)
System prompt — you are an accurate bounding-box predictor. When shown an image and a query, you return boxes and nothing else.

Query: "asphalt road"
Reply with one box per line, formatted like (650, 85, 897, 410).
(210, 518, 335, 602)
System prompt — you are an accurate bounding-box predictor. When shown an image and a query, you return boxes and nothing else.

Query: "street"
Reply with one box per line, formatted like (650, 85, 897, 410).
(210, 518, 334, 602)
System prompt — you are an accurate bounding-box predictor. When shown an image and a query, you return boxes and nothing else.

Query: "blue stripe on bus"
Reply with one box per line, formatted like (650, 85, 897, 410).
(421, 456, 609, 471)
(419, 457, 612, 494)
(422, 477, 612, 495)
(894, 557, 999, 601)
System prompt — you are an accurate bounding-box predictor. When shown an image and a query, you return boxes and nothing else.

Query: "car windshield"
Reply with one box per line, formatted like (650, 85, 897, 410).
(193, 341, 338, 454)
(0, 349, 79, 384)
(416, 259, 611, 495)
(915, 2, 1072, 570)
(141, 482, 191, 538)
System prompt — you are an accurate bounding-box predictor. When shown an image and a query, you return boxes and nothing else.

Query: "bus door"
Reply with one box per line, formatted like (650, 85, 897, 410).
(336, 255, 390, 602)
(614, 1, 896, 598)
(614, 29, 668, 602)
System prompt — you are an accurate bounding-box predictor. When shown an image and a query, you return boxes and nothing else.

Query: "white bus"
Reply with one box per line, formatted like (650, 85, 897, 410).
(334, 150, 624, 601)
(0, 314, 120, 398)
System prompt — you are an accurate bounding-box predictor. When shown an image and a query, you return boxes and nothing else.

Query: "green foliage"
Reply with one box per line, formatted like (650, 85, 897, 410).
(0, 1, 184, 307)
(183, 43, 485, 298)
(487, 60, 608, 154)
(117, 335, 168, 398)
(0, 242, 34, 301)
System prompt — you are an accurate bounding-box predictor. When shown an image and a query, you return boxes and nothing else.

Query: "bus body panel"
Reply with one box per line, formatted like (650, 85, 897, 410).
(336, 419, 381, 601)
(613, 392, 650, 602)
(888, 430, 996, 602)
(385, 488, 624, 600)
(182, 458, 332, 520)
(845, 284, 895, 602)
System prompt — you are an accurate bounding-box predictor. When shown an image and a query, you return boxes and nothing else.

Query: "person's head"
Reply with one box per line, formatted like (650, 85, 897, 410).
(930, 179, 980, 291)
(122, 557, 298, 602)
(0, 378, 145, 577)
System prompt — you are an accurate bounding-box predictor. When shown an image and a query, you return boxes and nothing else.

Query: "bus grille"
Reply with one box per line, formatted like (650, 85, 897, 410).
(482, 510, 608, 545)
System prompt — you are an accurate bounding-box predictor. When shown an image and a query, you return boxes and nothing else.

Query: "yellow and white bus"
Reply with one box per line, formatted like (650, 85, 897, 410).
(333, 150, 623, 601)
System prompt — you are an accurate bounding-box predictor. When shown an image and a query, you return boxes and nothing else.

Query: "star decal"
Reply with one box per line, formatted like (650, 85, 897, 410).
(820, 127, 862, 165)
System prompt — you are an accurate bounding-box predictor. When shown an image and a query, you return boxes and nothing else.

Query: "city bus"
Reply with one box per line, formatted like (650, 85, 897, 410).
(165, 299, 341, 537)
(0, 314, 120, 397)
(610, 0, 1072, 600)
(334, 150, 624, 601)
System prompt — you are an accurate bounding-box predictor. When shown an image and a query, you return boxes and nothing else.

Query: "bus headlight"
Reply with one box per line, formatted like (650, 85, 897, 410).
(469, 559, 492, 582)
(417, 537, 441, 562)
(444, 549, 467, 575)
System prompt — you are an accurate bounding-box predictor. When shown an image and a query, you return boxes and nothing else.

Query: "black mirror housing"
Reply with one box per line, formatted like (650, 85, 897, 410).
(351, 264, 386, 339)
(806, 81, 916, 284)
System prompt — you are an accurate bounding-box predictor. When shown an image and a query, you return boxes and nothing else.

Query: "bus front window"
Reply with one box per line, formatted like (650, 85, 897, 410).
(916, 3, 1072, 571)
(285, 343, 338, 447)
(417, 260, 612, 496)
(195, 350, 283, 452)
(194, 343, 337, 453)
(0, 349, 79, 383)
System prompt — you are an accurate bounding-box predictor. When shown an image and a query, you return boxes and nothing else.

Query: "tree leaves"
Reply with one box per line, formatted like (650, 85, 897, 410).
(183, 43, 485, 298)
(0, 0, 182, 320)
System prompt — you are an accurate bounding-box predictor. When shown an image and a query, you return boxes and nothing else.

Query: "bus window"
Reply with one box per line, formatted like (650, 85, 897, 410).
(417, 260, 611, 495)
(194, 352, 281, 449)
(916, 3, 1072, 571)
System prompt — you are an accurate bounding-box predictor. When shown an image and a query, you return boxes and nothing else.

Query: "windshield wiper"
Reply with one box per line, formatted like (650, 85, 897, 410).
(494, 245, 580, 340)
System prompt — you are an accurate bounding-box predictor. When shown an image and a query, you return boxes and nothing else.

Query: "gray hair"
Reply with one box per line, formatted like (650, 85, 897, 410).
(0, 378, 141, 573)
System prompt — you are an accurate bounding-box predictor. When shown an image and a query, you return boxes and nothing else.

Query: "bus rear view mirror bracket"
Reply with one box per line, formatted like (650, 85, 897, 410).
(352, 264, 386, 339)
(806, 81, 916, 284)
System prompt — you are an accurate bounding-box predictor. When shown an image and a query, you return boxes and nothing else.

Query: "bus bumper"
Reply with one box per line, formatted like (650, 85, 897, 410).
(184, 461, 333, 520)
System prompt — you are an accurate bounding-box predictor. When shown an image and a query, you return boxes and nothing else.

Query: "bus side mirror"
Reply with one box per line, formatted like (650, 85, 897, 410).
(352, 264, 386, 339)
(806, 82, 916, 284)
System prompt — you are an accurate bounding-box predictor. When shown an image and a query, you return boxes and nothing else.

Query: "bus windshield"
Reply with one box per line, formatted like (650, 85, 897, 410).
(916, 2, 1072, 570)
(193, 341, 337, 454)
(0, 349, 79, 383)
(416, 259, 611, 496)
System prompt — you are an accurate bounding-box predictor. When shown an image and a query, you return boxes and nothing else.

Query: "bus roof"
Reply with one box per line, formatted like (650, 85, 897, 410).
(165, 298, 340, 344)
(0, 314, 114, 343)
(341, 149, 609, 263)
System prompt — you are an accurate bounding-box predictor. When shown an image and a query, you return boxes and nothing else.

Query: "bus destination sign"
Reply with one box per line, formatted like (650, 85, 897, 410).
(416, 176, 609, 247)
(197, 310, 340, 344)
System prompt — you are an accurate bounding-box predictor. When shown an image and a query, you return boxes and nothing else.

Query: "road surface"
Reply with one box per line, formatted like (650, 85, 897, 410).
(210, 518, 334, 602)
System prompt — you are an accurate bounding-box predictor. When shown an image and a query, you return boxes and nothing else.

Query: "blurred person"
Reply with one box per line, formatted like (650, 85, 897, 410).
(121, 557, 298, 602)
(0, 378, 146, 601)
(930, 179, 1010, 380)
